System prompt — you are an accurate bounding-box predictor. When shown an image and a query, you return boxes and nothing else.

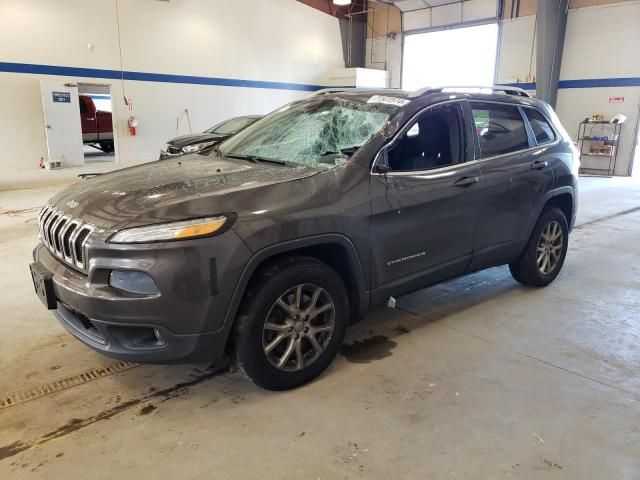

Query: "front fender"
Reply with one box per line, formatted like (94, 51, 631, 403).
(216, 233, 370, 351)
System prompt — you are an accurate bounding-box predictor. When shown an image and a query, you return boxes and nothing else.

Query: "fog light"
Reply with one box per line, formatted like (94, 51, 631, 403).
(109, 270, 159, 295)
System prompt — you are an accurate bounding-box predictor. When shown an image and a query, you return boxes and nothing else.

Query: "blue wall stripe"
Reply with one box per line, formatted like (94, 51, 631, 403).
(0, 61, 325, 92)
(2, 61, 639, 92)
(505, 82, 536, 90)
(88, 94, 111, 100)
(559, 77, 640, 88)
(505, 77, 640, 91)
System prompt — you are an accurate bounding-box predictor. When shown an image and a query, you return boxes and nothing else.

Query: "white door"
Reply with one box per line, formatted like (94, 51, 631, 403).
(40, 80, 84, 167)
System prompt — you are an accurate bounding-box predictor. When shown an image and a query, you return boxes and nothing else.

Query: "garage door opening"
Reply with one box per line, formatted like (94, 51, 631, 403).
(402, 23, 499, 91)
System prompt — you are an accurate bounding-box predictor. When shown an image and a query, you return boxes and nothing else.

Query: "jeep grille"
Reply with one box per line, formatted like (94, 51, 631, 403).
(38, 204, 95, 272)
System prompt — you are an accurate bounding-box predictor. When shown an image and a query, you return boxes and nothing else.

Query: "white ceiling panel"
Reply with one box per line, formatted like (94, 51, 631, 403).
(393, 0, 429, 12)
(431, 1, 462, 25)
(403, 9, 431, 30)
(423, 0, 462, 6)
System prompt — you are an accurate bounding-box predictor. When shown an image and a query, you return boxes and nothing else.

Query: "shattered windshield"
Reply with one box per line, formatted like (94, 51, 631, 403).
(219, 95, 402, 169)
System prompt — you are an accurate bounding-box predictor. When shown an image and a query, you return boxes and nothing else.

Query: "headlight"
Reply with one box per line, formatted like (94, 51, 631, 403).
(109, 215, 228, 243)
(182, 141, 215, 153)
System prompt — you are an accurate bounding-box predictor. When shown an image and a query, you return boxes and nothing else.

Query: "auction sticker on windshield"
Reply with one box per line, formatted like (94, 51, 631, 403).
(367, 95, 409, 107)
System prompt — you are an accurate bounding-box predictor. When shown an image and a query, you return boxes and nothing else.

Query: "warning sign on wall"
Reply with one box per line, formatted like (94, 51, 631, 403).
(608, 96, 624, 103)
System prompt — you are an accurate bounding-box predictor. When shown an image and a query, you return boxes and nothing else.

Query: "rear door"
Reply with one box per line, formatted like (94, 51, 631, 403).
(469, 101, 555, 267)
(369, 100, 482, 301)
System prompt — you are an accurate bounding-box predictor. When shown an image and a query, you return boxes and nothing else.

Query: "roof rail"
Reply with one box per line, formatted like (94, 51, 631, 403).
(408, 85, 532, 99)
(311, 87, 402, 96)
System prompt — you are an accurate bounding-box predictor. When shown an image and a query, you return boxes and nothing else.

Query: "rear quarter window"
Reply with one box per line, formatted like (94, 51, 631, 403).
(471, 103, 529, 158)
(524, 108, 556, 145)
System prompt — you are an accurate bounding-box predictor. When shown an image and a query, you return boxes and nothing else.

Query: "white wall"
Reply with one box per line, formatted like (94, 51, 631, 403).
(496, 1, 640, 176)
(556, 1, 640, 175)
(0, 0, 345, 171)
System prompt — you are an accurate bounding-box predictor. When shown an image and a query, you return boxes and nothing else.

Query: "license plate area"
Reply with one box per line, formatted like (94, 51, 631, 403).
(29, 262, 57, 310)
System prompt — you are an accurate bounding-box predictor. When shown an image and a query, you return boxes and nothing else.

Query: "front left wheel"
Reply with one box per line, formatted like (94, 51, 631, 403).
(232, 256, 349, 390)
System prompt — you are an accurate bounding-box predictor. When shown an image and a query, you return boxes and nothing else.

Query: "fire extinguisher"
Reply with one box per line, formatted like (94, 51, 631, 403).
(128, 116, 138, 136)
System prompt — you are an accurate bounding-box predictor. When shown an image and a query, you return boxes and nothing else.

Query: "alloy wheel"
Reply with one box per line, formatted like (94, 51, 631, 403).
(262, 283, 336, 372)
(536, 220, 564, 275)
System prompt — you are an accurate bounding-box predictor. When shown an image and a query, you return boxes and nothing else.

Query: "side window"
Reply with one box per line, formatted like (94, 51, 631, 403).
(79, 97, 88, 114)
(386, 103, 464, 171)
(471, 103, 529, 158)
(524, 108, 556, 145)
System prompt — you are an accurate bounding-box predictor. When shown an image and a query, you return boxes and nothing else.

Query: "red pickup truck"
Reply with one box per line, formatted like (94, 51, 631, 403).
(79, 95, 114, 153)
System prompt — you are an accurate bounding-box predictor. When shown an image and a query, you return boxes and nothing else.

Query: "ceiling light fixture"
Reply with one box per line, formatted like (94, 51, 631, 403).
(333, 0, 351, 5)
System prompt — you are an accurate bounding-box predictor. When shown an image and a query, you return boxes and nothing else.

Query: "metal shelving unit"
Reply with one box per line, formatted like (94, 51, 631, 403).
(577, 120, 622, 176)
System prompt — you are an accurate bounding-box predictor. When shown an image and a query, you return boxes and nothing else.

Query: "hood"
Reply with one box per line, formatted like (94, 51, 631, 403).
(166, 132, 228, 148)
(48, 156, 318, 230)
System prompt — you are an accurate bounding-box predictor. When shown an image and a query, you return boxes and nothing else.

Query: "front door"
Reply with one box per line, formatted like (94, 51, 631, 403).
(40, 80, 84, 167)
(370, 101, 482, 303)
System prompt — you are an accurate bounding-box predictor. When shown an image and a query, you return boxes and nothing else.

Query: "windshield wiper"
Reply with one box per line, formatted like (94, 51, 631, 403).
(319, 146, 361, 158)
(224, 153, 287, 166)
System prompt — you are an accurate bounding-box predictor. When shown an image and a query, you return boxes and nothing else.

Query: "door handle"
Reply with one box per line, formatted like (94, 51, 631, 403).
(454, 176, 479, 187)
(531, 159, 549, 170)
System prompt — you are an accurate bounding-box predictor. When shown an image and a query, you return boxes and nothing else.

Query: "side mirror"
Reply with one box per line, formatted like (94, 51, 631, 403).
(373, 149, 391, 174)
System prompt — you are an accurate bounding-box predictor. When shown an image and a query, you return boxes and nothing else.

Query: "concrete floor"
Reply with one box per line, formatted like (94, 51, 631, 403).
(0, 174, 638, 479)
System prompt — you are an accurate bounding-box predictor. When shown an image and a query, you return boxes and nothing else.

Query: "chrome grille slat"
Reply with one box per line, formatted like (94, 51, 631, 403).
(38, 204, 94, 272)
(43, 210, 59, 247)
(53, 216, 68, 256)
(62, 221, 79, 261)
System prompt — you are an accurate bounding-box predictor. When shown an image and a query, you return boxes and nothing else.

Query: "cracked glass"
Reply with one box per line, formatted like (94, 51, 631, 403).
(220, 95, 402, 170)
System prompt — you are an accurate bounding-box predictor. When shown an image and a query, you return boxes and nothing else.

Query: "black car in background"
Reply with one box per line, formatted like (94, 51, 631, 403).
(159, 115, 262, 159)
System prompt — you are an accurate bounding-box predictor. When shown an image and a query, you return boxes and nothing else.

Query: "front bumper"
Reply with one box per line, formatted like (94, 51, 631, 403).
(53, 301, 223, 363)
(33, 230, 252, 364)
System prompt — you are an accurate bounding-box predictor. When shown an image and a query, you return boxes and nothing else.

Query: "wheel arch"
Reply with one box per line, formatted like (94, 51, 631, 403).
(221, 234, 369, 345)
(527, 187, 576, 240)
(544, 190, 574, 230)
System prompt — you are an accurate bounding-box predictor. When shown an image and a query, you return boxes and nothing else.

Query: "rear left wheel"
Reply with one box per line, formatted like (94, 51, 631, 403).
(509, 207, 569, 287)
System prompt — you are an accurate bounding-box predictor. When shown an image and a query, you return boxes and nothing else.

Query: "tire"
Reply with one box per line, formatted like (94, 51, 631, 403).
(509, 207, 569, 287)
(99, 141, 114, 153)
(232, 256, 349, 390)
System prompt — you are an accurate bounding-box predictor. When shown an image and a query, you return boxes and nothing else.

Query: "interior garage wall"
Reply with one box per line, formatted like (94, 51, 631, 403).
(0, 0, 345, 171)
(497, 1, 640, 176)
(365, 1, 402, 88)
(366, 0, 639, 176)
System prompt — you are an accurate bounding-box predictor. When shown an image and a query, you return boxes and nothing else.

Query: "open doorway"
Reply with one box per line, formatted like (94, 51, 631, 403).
(78, 83, 117, 163)
(402, 23, 499, 91)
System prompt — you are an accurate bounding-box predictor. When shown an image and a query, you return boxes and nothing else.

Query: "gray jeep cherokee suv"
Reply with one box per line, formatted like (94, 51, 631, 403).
(30, 86, 578, 390)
